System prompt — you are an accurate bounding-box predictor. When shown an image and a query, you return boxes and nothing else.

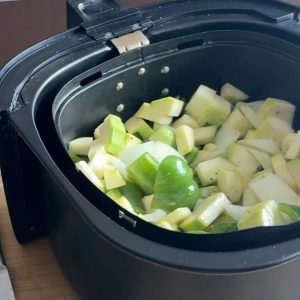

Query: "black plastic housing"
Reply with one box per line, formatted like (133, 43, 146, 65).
(2, 1, 300, 299)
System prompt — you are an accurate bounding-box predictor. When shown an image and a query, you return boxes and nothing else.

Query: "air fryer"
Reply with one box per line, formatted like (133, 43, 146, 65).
(1, 1, 300, 299)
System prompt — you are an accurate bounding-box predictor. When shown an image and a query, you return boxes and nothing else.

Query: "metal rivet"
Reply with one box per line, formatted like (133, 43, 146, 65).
(116, 82, 124, 91)
(161, 88, 170, 96)
(138, 68, 146, 75)
(161, 66, 170, 74)
(117, 104, 124, 112)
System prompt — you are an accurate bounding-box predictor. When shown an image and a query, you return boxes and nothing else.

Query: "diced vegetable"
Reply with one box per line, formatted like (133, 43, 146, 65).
(256, 98, 295, 125)
(271, 153, 297, 191)
(180, 193, 230, 231)
(255, 116, 294, 147)
(194, 126, 217, 145)
(69, 137, 93, 156)
(127, 152, 159, 194)
(196, 157, 235, 186)
(237, 200, 285, 230)
(125, 116, 153, 140)
(101, 114, 127, 155)
(149, 126, 175, 147)
(152, 156, 200, 212)
(75, 161, 105, 192)
(103, 165, 126, 190)
(174, 125, 195, 155)
(220, 83, 249, 103)
(217, 170, 242, 203)
(248, 173, 298, 205)
(70, 82, 300, 235)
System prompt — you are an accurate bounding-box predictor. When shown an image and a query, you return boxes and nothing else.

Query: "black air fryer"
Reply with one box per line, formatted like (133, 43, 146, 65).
(2, 0, 300, 299)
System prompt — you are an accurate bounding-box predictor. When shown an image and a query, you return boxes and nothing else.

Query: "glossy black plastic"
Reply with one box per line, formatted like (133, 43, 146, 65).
(2, 1, 300, 300)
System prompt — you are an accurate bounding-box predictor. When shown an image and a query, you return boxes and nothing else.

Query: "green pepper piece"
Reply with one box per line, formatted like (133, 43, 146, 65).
(127, 152, 159, 195)
(119, 182, 145, 214)
(151, 155, 200, 212)
(278, 203, 300, 222)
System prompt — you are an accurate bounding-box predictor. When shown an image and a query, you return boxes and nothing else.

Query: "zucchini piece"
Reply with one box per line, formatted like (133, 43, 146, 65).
(88, 140, 106, 160)
(174, 125, 195, 155)
(150, 97, 184, 117)
(194, 126, 218, 145)
(196, 157, 235, 186)
(287, 159, 300, 192)
(220, 83, 249, 103)
(185, 84, 217, 126)
(156, 221, 178, 231)
(214, 125, 240, 150)
(75, 161, 105, 192)
(124, 133, 142, 150)
(255, 116, 294, 147)
(165, 207, 192, 225)
(256, 98, 295, 125)
(68, 151, 81, 163)
(242, 187, 260, 207)
(237, 200, 285, 230)
(119, 182, 145, 214)
(244, 129, 256, 139)
(127, 152, 159, 194)
(69, 137, 93, 156)
(237, 139, 280, 155)
(139, 209, 167, 223)
(136, 102, 173, 125)
(281, 133, 297, 154)
(227, 143, 260, 173)
(125, 116, 153, 140)
(285, 130, 300, 160)
(103, 165, 126, 190)
(217, 170, 242, 203)
(207, 95, 231, 126)
(248, 173, 298, 205)
(142, 195, 154, 213)
(203, 143, 218, 151)
(244, 147, 272, 170)
(106, 189, 122, 201)
(89, 150, 110, 179)
(271, 153, 297, 191)
(223, 109, 253, 138)
(102, 114, 127, 155)
(180, 193, 231, 231)
(172, 114, 199, 129)
(209, 222, 237, 233)
(115, 196, 136, 215)
(246, 100, 264, 112)
(238, 104, 260, 128)
(199, 186, 219, 199)
(278, 203, 300, 222)
(149, 126, 175, 147)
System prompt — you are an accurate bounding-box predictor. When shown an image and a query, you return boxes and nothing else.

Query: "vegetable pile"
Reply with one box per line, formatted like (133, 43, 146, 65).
(68, 83, 300, 234)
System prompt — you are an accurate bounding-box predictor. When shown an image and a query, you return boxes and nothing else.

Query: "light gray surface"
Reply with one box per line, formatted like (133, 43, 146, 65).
(0, 255, 15, 300)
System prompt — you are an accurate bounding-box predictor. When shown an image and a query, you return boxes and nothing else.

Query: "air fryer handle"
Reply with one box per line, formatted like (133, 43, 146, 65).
(67, 0, 126, 28)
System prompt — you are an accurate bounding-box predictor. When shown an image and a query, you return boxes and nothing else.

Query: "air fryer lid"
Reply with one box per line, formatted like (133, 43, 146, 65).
(2, 0, 300, 273)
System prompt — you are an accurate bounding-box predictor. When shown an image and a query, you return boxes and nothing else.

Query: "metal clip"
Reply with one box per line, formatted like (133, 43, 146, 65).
(111, 30, 150, 54)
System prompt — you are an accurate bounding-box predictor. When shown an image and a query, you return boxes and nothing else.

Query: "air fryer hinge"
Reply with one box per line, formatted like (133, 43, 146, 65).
(110, 30, 150, 54)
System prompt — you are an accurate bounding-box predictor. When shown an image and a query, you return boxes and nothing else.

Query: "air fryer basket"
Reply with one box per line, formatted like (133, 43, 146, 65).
(3, 1, 300, 299)
(51, 28, 300, 253)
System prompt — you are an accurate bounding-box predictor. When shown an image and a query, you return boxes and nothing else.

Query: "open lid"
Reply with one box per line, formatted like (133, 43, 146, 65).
(1, 0, 300, 271)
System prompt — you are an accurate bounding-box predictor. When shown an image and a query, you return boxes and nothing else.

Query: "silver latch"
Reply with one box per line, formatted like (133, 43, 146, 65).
(111, 30, 150, 54)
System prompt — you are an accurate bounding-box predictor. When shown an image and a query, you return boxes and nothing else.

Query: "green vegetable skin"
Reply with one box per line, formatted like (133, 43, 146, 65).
(71, 82, 300, 234)
(127, 152, 159, 195)
(151, 156, 200, 212)
(278, 203, 300, 221)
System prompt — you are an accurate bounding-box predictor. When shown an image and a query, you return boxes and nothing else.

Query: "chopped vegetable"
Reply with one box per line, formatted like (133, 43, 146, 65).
(69, 82, 300, 234)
